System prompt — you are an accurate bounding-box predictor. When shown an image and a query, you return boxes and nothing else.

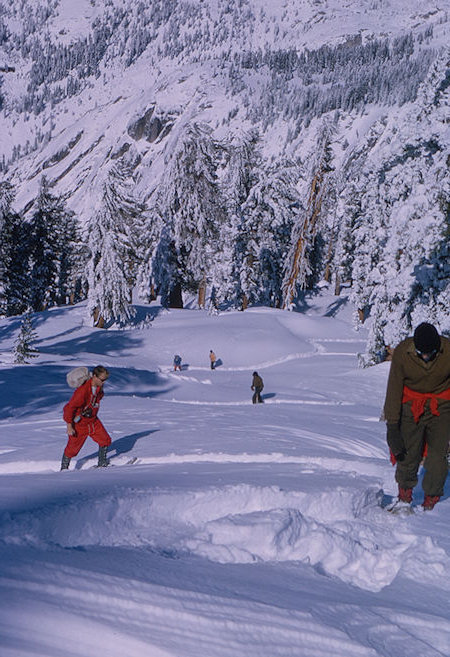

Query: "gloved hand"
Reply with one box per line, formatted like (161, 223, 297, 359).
(386, 423, 406, 461)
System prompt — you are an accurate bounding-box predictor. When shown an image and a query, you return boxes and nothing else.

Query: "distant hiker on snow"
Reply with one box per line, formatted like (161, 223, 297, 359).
(61, 366, 111, 470)
(251, 371, 264, 404)
(209, 350, 216, 370)
(383, 322, 450, 511)
(173, 354, 182, 371)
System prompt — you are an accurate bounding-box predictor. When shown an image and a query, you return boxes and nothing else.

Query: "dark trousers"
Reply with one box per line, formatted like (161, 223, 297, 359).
(252, 387, 263, 404)
(396, 401, 450, 497)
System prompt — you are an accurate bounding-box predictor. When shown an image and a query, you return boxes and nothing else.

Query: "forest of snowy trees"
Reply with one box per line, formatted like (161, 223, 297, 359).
(0, 1, 439, 171)
(0, 0, 449, 363)
(0, 177, 85, 316)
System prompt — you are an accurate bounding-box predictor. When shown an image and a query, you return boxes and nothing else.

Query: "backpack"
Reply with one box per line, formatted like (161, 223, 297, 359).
(66, 366, 91, 389)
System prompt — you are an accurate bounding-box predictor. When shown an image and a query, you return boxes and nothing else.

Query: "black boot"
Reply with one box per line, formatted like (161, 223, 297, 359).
(60, 454, 71, 470)
(97, 445, 109, 467)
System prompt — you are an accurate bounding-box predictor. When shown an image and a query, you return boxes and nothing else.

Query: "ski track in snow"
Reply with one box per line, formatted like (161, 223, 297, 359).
(163, 398, 355, 406)
(0, 447, 386, 475)
(159, 340, 364, 375)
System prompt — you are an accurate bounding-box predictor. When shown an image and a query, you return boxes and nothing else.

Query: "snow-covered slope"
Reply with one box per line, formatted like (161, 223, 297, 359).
(1, 291, 450, 656)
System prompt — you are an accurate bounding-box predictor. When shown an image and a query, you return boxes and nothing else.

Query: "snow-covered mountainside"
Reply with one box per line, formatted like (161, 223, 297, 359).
(1, 0, 447, 212)
(0, 0, 449, 357)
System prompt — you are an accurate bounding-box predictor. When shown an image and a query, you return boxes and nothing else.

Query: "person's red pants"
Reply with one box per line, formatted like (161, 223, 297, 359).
(64, 418, 111, 458)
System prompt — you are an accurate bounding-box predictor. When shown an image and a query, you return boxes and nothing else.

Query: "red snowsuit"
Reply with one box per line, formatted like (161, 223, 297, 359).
(63, 378, 111, 458)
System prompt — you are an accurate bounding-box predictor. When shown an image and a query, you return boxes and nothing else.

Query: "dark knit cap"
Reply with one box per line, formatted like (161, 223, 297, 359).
(413, 322, 440, 353)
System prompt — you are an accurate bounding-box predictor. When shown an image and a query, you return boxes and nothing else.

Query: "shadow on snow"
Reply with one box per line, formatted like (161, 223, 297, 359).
(0, 365, 174, 420)
(75, 429, 158, 469)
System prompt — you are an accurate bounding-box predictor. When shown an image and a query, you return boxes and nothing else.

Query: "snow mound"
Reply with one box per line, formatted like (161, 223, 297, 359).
(2, 484, 448, 593)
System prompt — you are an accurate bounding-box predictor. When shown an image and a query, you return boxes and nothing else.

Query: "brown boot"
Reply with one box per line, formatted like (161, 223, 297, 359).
(398, 487, 412, 503)
(422, 495, 440, 510)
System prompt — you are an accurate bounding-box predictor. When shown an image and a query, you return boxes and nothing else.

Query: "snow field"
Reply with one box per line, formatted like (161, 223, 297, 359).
(2, 473, 449, 595)
(1, 295, 450, 656)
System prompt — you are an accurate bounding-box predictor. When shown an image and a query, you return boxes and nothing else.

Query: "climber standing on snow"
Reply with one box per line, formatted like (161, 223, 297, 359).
(251, 371, 264, 404)
(383, 322, 450, 510)
(60, 366, 112, 470)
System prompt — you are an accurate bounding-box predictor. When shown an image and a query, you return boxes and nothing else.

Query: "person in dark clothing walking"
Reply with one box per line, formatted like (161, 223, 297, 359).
(251, 371, 264, 404)
(383, 322, 450, 510)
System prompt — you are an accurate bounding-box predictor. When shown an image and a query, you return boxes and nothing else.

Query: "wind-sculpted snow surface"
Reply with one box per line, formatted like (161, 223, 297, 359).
(1, 296, 450, 656)
(2, 482, 449, 594)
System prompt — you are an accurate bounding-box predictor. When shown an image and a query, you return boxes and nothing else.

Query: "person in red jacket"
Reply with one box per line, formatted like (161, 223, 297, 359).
(60, 365, 111, 470)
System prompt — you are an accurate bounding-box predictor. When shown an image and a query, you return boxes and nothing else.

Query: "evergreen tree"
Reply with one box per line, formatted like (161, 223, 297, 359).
(0, 181, 31, 315)
(241, 161, 301, 307)
(148, 123, 226, 306)
(151, 223, 183, 308)
(86, 165, 137, 326)
(349, 176, 390, 327)
(105, 161, 146, 298)
(28, 177, 80, 311)
(218, 130, 261, 307)
(331, 176, 361, 296)
(13, 310, 39, 364)
(349, 52, 450, 363)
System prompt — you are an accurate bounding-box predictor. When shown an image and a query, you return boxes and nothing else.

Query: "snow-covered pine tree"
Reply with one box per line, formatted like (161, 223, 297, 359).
(349, 172, 390, 329)
(0, 181, 31, 316)
(137, 198, 163, 304)
(240, 160, 302, 308)
(28, 176, 79, 311)
(106, 160, 146, 300)
(151, 123, 226, 307)
(150, 222, 183, 308)
(138, 180, 184, 308)
(331, 155, 367, 298)
(218, 130, 261, 308)
(0, 211, 31, 316)
(13, 310, 39, 363)
(406, 49, 450, 331)
(55, 203, 85, 306)
(0, 179, 14, 225)
(86, 165, 137, 326)
(351, 49, 450, 363)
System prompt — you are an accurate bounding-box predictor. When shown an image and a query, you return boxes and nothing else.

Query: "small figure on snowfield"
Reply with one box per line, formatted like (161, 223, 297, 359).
(209, 350, 216, 370)
(251, 371, 264, 404)
(383, 323, 450, 511)
(60, 365, 111, 470)
(173, 354, 182, 371)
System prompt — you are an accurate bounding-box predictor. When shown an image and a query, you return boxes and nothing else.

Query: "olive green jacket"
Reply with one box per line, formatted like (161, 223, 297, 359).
(383, 335, 450, 423)
(252, 374, 264, 390)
